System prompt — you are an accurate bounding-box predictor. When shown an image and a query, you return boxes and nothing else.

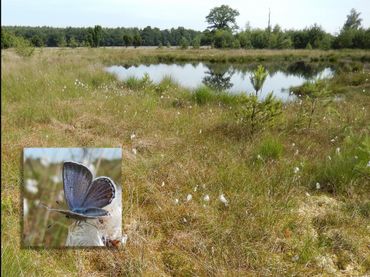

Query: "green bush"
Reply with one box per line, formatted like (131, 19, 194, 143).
(236, 65, 282, 135)
(1, 29, 18, 49)
(237, 93, 282, 134)
(14, 37, 35, 57)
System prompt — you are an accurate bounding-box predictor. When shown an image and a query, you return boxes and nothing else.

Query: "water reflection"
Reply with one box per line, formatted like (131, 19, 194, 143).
(203, 63, 234, 91)
(106, 62, 333, 101)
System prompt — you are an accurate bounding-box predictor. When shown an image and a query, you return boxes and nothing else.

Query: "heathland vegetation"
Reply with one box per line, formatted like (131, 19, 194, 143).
(2, 46, 370, 275)
(2, 6, 370, 50)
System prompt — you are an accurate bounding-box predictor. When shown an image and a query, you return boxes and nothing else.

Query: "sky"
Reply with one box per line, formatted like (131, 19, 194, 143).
(24, 148, 122, 163)
(2, 0, 369, 34)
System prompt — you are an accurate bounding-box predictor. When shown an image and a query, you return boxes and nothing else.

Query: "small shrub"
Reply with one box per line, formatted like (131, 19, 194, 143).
(14, 37, 35, 57)
(235, 65, 282, 135)
(291, 79, 331, 128)
(236, 93, 282, 135)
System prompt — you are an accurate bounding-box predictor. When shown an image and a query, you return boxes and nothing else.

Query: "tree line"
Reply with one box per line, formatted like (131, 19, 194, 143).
(1, 6, 369, 49)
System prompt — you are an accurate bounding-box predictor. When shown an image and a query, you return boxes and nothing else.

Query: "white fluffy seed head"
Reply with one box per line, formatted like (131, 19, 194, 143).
(219, 194, 228, 206)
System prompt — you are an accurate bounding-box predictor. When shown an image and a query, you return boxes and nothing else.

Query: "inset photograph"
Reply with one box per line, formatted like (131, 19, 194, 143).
(22, 148, 122, 248)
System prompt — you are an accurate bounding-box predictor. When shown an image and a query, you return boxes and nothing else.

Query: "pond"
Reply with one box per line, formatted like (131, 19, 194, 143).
(106, 62, 334, 101)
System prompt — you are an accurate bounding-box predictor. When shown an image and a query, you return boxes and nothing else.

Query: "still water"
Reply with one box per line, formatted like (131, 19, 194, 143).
(106, 62, 333, 101)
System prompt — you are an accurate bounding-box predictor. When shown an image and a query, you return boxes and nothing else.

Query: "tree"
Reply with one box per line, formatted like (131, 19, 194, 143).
(1, 29, 17, 48)
(334, 9, 364, 49)
(179, 37, 189, 49)
(214, 29, 234, 48)
(237, 31, 252, 48)
(31, 35, 44, 47)
(68, 37, 79, 48)
(123, 34, 133, 47)
(250, 29, 269, 48)
(205, 5, 240, 31)
(192, 36, 201, 49)
(133, 32, 141, 48)
(236, 65, 281, 135)
(232, 39, 241, 49)
(250, 65, 268, 97)
(92, 25, 102, 47)
(57, 35, 67, 47)
(343, 9, 362, 30)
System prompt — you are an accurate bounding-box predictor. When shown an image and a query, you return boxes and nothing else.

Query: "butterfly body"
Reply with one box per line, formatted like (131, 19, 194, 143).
(46, 161, 116, 221)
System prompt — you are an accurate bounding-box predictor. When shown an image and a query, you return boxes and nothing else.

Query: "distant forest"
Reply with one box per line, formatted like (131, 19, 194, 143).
(2, 6, 369, 49)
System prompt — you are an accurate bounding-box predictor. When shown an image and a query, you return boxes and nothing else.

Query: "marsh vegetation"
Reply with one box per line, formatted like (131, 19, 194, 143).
(1, 47, 369, 275)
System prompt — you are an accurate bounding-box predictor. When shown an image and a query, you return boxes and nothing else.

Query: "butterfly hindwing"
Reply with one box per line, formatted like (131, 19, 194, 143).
(81, 177, 116, 209)
(48, 208, 98, 220)
(63, 162, 93, 210)
(79, 207, 110, 217)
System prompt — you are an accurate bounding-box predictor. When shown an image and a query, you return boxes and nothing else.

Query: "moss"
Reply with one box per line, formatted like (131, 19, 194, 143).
(162, 251, 195, 276)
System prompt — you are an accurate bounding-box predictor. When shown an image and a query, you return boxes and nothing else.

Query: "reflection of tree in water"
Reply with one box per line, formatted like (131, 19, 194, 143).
(229, 61, 331, 79)
(202, 63, 234, 91)
(286, 61, 327, 79)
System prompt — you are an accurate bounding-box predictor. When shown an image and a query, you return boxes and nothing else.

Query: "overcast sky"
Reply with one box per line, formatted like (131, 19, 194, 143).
(24, 148, 122, 163)
(2, 0, 369, 34)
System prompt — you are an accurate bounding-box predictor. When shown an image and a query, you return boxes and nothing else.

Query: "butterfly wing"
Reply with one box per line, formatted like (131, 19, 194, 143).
(81, 207, 110, 217)
(46, 208, 99, 220)
(63, 162, 93, 210)
(81, 177, 116, 209)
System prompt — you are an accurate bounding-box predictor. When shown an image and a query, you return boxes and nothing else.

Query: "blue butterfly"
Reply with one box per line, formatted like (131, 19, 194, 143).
(45, 161, 116, 221)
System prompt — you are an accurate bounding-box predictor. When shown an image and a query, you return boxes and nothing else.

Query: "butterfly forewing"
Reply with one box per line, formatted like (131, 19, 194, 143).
(63, 162, 93, 210)
(81, 177, 116, 209)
